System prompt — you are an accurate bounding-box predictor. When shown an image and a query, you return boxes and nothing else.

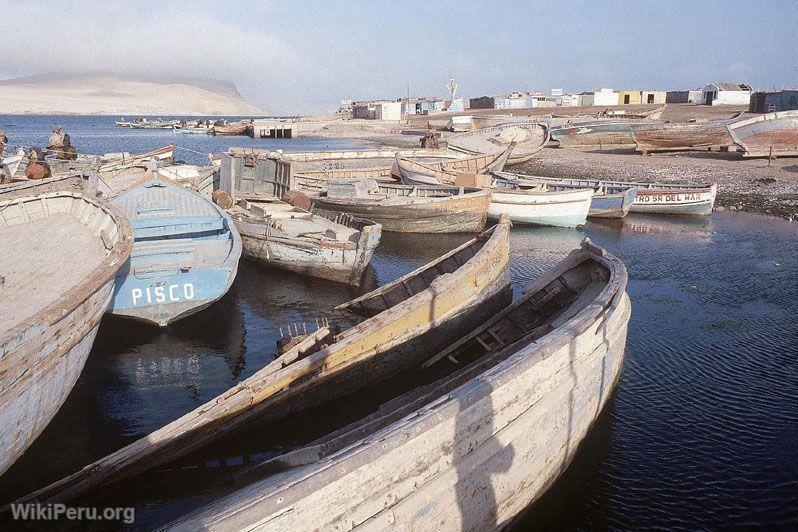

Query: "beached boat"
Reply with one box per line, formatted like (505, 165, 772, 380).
(0, 191, 133, 476)
(311, 179, 491, 233)
(726, 110, 798, 158)
(157, 164, 217, 197)
(550, 119, 660, 148)
(213, 121, 249, 136)
(17, 218, 512, 505)
(229, 194, 382, 284)
(486, 180, 593, 227)
(1, 147, 25, 177)
(447, 123, 548, 165)
(107, 179, 242, 326)
(394, 147, 512, 186)
(495, 171, 637, 218)
(632, 114, 745, 154)
(497, 173, 716, 215)
(163, 238, 630, 531)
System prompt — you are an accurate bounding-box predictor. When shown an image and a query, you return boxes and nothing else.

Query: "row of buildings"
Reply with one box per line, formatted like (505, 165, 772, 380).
(344, 83, 796, 121)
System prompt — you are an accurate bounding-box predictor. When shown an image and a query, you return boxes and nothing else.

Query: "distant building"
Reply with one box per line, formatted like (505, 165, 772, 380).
(375, 101, 404, 121)
(593, 88, 619, 106)
(640, 90, 666, 104)
(749, 90, 798, 113)
(701, 83, 752, 106)
(469, 96, 495, 110)
(352, 102, 376, 119)
(618, 90, 641, 105)
(550, 88, 564, 96)
(666, 90, 703, 103)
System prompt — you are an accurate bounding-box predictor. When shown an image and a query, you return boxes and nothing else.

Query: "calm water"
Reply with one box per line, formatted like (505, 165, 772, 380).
(1, 117, 797, 529)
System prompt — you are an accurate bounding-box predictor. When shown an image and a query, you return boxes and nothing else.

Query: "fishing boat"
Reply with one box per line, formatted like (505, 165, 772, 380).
(632, 114, 745, 154)
(486, 179, 594, 227)
(213, 120, 249, 136)
(162, 238, 630, 531)
(107, 178, 242, 326)
(495, 171, 637, 218)
(497, 173, 716, 215)
(447, 123, 549, 165)
(311, 179, 491, 233)
(550, 119, 660, 148)
(726, 109, 798, 158)
(16, 218, 512, 505)
(394, 146, 512, 186)
(229, 194, 382, 284)
(173, 125, 213, 135)
(0, 173, 93, 201)
(98, 144, 175, 173)
(157, 164, 218, 197)
(0, 191, 133, 476)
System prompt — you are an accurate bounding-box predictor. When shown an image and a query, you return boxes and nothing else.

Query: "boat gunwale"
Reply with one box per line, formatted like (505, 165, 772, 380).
(0, 191, 134, 344)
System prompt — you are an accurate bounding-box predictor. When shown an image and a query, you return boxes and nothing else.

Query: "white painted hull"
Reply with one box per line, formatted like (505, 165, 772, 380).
(487, 188, 593, 228)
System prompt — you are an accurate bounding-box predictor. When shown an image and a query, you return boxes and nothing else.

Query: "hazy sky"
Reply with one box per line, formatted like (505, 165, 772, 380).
(1, 0, 796, 114)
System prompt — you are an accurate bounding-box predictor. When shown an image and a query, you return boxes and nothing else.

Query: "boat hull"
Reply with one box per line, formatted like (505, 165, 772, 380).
(487, 189, 593, 228)
(588, 188, 636, 218)
(633, 125, 734, 153)
(727, 110, 798, 158)
(630, 185, 717, 215)
(236, 221, 382, 285)
(164, 243, 630, 531)
(313, 192, 490, 233)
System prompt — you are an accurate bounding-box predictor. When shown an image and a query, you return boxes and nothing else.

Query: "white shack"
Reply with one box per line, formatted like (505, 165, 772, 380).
(702, 83, 752, 106)
(375, 101, 404, 121)
(593, 88, 619, 106)
(640, 90, 667, 104)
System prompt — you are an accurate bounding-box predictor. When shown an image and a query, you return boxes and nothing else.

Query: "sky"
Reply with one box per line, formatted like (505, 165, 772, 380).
(1, 0, 796, 114)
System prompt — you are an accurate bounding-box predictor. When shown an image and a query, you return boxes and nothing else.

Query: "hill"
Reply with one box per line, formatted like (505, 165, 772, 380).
(0, 73, 265, 115)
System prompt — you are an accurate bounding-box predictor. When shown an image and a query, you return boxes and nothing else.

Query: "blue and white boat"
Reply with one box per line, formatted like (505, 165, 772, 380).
(108, 179, 242, 326)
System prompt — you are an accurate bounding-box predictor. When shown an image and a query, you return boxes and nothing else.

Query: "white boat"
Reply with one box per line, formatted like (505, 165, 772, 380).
(487, 181, 594, 227)
(1, 148, 25, 177)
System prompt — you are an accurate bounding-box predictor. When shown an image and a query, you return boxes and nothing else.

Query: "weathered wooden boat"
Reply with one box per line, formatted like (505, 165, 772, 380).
(496, 173, 716, 215)
(486, 180, 594, 227)
(726, 110, 798, 158)
(0, 191, 133, 476)
(394, 147, 512, 186)
(447, 123, 548, 165)
(550, 119, 660, 148)
(311, 179, 491, 233)
(213, 121, 249, 136)
(107, 179, 242, 326)
(632, 115, 746, 154)
(173, 125, 213, 135)
(157, 164, 218, 197)
(0, 172, 93, 200)
(495, 171, 637, 218)
(1, 147, 25, 177)
(16, 218, 512, 505)
(229, 194, 382, 284)
(98, 144, 175, 173)
(163, 238, 630, 531)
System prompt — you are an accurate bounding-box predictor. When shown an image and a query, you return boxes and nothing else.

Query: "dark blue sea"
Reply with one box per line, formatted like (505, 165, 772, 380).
(1, 116, 796, 529)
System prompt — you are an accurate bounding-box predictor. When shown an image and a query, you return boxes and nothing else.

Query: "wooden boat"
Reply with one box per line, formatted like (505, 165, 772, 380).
(726, 110, 798, 158)
(0, 173, 92, 200)
(497, 173, 716, 215)
(173, 125, 213, 135)
(107, 179, 242, 326)
(311, 179, 491, 233)
(229, 194, 382, 284)
(98, 144, 175, 173)
(213, 121, 249, 136)
(16, 218, 512, 505)
(632, 114, 745, 154)
(394, 146, 512, 186)
(0, 191, 133, 476)
(486, 180, 593, 227)
(1, 147, 25, 177)
(495, 171, 637, 218)
(163, 238, 630, 531)
(157, 164, 218, 197)
(550, 119, 660, 148)
(447, 123, 549, 165)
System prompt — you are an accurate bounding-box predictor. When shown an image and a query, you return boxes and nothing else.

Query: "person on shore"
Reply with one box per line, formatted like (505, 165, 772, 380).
(25, 147, 51, 180)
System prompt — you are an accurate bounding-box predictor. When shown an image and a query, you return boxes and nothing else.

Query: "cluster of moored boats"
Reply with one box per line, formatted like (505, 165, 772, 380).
(116, 117, 252, 136)
(0, 110, 752, 528)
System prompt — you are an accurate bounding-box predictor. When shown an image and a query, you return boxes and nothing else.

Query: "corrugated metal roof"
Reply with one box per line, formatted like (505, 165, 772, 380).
(708, 83, 751, 91)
